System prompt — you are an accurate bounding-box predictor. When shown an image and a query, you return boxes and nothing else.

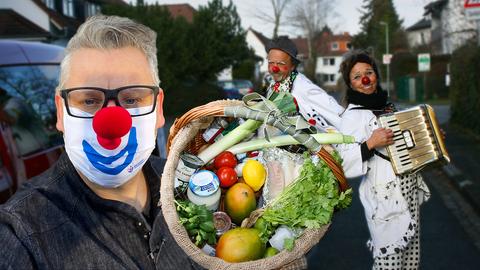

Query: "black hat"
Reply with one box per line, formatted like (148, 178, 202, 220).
(266, 36, 301, 64)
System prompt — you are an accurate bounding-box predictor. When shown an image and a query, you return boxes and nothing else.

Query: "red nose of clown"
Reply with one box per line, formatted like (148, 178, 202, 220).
(92, 106, 132, 150)
(271, 66, 280, 73)
(361, 76, 371, 85)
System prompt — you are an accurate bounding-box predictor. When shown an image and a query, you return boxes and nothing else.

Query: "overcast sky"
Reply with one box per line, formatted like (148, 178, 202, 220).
(145, 0, 430, 37)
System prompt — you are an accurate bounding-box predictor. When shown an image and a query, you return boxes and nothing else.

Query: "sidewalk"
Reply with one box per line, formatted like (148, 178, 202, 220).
(441, 123, 480, 214)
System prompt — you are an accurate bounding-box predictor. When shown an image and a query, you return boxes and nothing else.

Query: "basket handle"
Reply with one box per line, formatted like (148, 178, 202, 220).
(166, 100, 243, 153)
(317, 148, 349, 192)
(166, 100, 349, 191)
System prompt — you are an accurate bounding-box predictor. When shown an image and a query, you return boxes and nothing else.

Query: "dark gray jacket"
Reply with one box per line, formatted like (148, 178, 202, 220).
(0, 153, 203, 270)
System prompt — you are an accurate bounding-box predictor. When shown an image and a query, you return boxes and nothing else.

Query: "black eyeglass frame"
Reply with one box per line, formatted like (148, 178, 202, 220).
(60, 85, 160, 119)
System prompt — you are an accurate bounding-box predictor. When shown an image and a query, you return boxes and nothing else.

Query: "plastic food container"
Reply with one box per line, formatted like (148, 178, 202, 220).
(187, 170, 221, 211)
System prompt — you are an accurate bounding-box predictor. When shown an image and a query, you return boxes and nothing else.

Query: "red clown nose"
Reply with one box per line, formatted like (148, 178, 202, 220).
(361, 76, 371, 85)
(92, 106, 132, 150)
(271, 66, 280, 73)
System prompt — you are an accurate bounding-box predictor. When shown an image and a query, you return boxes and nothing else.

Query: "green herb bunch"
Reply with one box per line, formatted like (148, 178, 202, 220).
(262, 153, 352, 231)
(175, 200, 216, 247)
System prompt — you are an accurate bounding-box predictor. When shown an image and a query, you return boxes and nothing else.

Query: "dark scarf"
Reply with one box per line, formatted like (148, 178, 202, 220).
(347, 88, 396, 116)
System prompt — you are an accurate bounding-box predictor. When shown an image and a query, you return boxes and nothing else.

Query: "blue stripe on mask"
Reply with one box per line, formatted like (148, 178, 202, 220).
(82, 127, 138, 175)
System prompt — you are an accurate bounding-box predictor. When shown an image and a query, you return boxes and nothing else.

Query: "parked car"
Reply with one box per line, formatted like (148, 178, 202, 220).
(217, 79, 254, 99)
(0, 40, 65, 203)
(0, 41, 168, 203)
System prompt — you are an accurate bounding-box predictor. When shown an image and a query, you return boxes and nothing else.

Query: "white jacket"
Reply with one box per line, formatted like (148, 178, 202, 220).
(337, 103, 427, 258)
(291, 73, 344, 132)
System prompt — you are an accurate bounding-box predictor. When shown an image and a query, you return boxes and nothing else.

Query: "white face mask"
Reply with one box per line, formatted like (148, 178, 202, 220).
(63, 105, 156, 188)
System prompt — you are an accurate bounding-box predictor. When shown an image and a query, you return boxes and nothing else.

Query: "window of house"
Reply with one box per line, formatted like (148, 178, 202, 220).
(322, 74, 329, 82)
(43, 0, 55, 9)
(323, 58, 335, 66)
(331, 42, 339, 51)
(85, 1, 101, 17)
(346, 42, 352, 50)
(329, 74, 336, 82)
(63, 0, 75, 17)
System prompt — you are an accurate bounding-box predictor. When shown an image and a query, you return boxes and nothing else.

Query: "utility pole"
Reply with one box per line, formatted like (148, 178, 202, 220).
(380, 21, 390, 97)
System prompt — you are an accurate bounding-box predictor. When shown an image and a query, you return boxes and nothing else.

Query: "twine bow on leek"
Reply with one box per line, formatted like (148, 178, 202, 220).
(197, 92, 354, 163)
(241, 92, 314, 142)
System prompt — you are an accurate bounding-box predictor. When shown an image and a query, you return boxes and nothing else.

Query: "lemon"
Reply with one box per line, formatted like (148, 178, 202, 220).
(242, 160, 266, 192)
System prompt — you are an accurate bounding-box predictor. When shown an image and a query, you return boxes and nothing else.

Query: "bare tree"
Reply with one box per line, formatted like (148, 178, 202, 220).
(254, 0, 292, 38)
(288, 0, 336, 80)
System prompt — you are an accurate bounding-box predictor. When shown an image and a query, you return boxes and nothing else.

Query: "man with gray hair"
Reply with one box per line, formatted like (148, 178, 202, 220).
(0, 15, 201, 269)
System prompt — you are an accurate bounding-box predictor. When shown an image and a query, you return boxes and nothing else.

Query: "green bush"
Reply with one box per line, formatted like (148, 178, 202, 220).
(163, 81, 223, 116)
(450, 42, 480, 132)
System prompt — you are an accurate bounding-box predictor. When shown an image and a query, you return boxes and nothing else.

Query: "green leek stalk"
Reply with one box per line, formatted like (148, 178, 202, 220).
(197, 92, 308, 163)
(227, 133, 355, 154)
(197, 119, 261, 163)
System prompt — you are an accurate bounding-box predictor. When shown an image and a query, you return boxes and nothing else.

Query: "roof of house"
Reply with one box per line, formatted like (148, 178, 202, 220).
(0, 9, 50, 39)
(424, 0, 447, 17)
(291, 37, 308, 58)
(248, 27, 270, 46)
(249, 26, 351, 59)
(406, 18, 431, 31)
(316, 31, 352, 57)
(162, 3, 196, 23)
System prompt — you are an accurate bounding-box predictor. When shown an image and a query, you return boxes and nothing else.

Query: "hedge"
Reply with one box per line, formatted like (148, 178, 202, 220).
(450, 42, 480, 133)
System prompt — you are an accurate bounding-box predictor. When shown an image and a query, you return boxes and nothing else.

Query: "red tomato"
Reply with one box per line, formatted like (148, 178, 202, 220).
(214, 151, 237, 169)
(217, 167, 238, 188)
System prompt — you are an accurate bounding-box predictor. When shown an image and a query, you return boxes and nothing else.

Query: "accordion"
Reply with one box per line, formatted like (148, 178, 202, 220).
(378, 104, 450, 175)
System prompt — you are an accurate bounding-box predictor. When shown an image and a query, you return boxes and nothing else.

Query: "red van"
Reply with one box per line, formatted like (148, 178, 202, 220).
(0, 40, 64, 203)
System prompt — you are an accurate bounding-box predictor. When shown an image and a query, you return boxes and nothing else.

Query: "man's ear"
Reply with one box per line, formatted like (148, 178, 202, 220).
(155, 88, 165, 129)
(55, 94, 64, 133)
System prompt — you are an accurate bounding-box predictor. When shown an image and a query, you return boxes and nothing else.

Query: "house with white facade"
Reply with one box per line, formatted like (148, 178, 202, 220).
(245, 27, 352, 90)
(0, 0, 125, 44)
(423, 0, 476, 55)
(245, 28, 271, 80)
(312, 29, 352, 88)
(406, 18, 432, 49)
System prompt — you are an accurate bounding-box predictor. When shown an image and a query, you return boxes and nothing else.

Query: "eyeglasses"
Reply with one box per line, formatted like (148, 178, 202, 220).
(351, 69, 375, 81)
(267, 60, 289, 66)
(60, 85, 159, 118)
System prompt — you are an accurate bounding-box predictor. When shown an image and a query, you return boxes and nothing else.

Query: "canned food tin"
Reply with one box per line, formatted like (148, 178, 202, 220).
(175, 153, 204, 186)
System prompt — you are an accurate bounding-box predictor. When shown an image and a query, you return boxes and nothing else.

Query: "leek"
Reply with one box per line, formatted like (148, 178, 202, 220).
(227, 133, 355, 154)
(197, 93, 297, 164)
(197, 119, 261, 163)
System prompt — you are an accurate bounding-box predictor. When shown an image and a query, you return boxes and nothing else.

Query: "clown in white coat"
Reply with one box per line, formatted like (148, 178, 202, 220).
(338, 51, 430, 270)
(264, 36, 344, 133)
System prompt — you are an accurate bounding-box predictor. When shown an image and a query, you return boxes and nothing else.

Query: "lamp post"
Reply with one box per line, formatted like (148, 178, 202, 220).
(380, 21, 390, 96)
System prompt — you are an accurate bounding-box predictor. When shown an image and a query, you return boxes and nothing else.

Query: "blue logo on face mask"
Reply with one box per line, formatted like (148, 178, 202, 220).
(82, 127, 138, 175)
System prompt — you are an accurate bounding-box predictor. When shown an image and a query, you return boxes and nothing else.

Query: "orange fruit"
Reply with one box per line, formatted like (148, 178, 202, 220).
(224, 183, 256, 225)
(216, 228, 265, 262)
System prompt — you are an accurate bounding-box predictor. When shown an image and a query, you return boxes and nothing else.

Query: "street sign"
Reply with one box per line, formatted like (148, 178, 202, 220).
(465, 0, 480, 20)
(418, 53, 430, 72)
(465, 0, 480, 8)
(383, 54, 393, 64)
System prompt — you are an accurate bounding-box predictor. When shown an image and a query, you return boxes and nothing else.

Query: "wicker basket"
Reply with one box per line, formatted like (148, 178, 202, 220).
(160, 100, 345, 270)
